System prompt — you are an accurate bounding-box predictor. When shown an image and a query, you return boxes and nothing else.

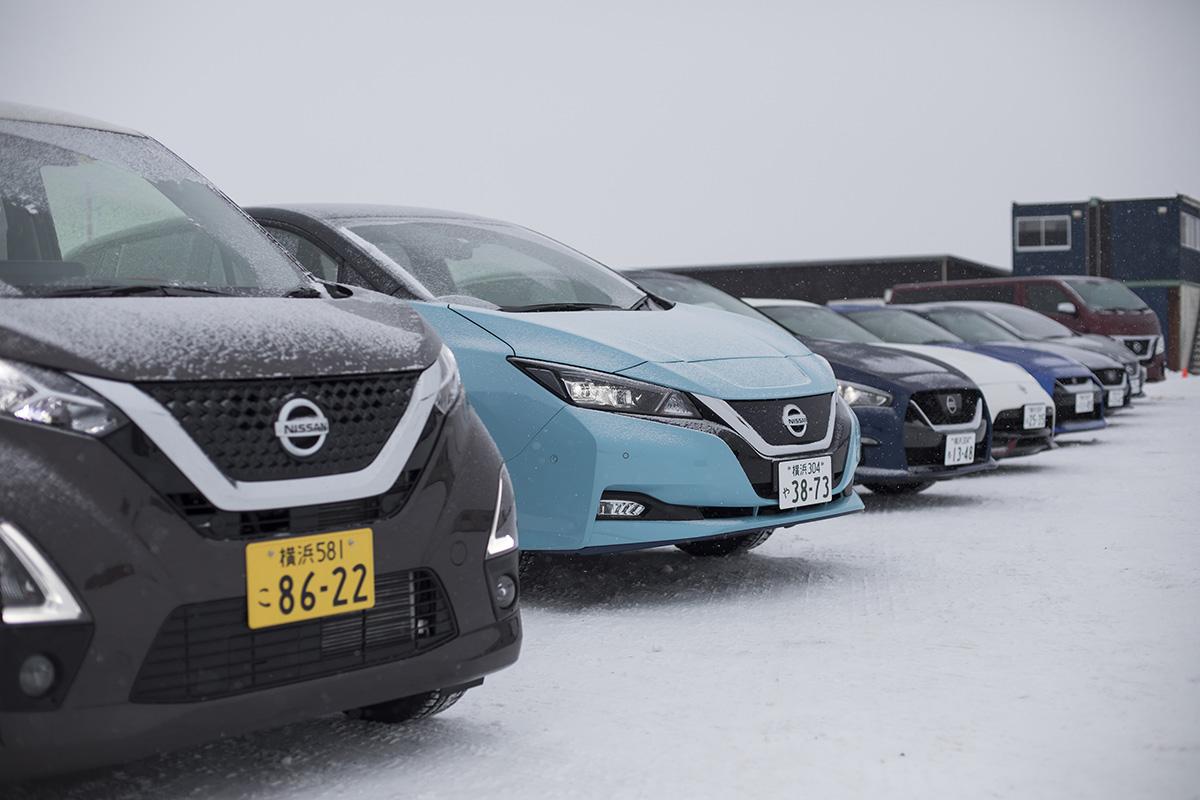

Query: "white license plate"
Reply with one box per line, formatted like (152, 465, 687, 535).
(1107, 388, 1124, 407)
(1131, 377, 1141, 394)
(1022, 403, 1047, 430)
(944, 432, 975, 466)
(778, 456, 833, 510)
(1075, 392, 1095, 414)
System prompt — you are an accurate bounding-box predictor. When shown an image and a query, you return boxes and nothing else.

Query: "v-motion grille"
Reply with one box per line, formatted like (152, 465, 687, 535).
(138, 371, 420, 482)
(131, 570, 455, 703)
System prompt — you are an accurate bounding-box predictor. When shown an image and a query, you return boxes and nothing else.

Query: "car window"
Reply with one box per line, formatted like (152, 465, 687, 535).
(843, 309, 964, 344)
(1024, 282, 1073, 314)
(761, 306, 883, 343)
(1062, 277, 1148, 311)
(263, 225, 339, 283)
(0, 119, 306, 296)
(923, 309, 1022, 343)
(341, 220, 647, 311)
(634, 275, 774, 323)
(983, 304, 1075, 338)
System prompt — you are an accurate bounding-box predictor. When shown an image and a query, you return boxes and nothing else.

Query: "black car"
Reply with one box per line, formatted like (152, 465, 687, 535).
(0, 104, 520, 781)
(626, 272, 995, 494)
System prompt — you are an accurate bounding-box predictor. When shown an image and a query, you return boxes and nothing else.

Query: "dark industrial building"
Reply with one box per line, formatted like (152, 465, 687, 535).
(651, 255, 1007, 305)
(1012, 195, 1200, 371)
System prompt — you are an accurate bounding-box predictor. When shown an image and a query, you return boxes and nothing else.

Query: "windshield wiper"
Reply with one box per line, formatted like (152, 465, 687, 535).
(284, 285, 324, 298)
(41, 284, 237, 298)
(499, 302, 624, 313)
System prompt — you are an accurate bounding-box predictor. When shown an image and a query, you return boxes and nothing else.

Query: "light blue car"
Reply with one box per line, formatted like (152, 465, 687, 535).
(249, 205, 864, 556)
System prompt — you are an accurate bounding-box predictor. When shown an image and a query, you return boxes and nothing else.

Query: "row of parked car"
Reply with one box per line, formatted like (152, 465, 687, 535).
(0, 104, 1152, 781)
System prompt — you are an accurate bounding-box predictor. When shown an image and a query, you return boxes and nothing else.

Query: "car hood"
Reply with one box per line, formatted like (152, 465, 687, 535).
(453, 303, 832, 399)
(1061, 335, 1140, 367)
(1002, 340, 1121, 370)
(874, 344, 1034, 386)
(0, 296, 437, 382)
(805, 339, 975, 393)
(947, 343, 1093, 378)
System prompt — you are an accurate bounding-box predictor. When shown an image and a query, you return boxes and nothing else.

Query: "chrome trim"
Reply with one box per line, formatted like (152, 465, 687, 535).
(905, 399, 985, 433)
(0, 520, 87, 624)
(73, 365, 441, 512)
(694, 393, 837, 456)
(486, 467, 517, 557)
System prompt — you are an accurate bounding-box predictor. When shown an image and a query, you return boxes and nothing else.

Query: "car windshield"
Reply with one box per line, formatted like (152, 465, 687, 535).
(1063, 277, 1148, 311)
(0, 119, 307, 297)
(633, 275, 774, 323)
(922, 309, 1023, 343)
(981, 304, 1076, 339)
(341, 219, 647, 311)
(843, 309, 964, 344)
(760, 305, 883, 344)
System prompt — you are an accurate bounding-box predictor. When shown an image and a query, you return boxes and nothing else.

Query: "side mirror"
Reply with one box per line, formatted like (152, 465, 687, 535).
(1056, 301, 1077, 315)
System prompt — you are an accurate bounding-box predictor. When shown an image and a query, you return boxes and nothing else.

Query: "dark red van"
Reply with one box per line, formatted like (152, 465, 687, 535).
(888, 275, 1165, 380)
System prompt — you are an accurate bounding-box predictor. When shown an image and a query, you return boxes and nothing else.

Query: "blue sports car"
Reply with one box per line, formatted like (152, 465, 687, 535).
(626, 271, 996, 495)
(249, 205, 863, 555)
(830, 304, 1107, 435)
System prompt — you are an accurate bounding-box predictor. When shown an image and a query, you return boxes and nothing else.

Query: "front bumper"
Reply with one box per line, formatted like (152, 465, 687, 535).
(852, 398, 995, 486)
(506, 398, 862, 552)
(0, 402, 520, 781)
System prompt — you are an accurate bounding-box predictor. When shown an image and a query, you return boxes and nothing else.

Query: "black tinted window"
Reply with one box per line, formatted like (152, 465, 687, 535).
(1025, 283, 1071, 314)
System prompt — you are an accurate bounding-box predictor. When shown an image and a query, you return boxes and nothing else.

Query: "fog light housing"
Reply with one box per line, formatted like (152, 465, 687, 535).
(493, 574, 517, 609)
(18, 654, 56, 698)
(597, 499, 646, 519)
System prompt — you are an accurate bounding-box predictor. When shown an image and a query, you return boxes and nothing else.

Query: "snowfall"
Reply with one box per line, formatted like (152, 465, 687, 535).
(12, 376, 1200, 800)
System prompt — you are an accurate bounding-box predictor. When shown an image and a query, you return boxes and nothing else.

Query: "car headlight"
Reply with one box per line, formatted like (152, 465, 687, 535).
(836, 381, 892, 407)
(0, 359, 127, 436)
(1154, 337, 1165, 355)
(487, 466, 518, 557)
(511, 359, 700, 418)
(434, 346, 463, 413)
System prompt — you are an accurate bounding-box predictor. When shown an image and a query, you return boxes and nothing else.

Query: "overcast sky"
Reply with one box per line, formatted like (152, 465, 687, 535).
(3, 0, 1198, 271)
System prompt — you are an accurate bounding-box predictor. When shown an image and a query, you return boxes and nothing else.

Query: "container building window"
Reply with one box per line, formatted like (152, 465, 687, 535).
(1014, 215, 1072, 252)
(1182, 211, 1200, 252)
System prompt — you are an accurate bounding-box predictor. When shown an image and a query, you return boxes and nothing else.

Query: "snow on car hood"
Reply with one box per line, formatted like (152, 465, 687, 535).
(453, 302, 829, 400)
(0, 296, 436, 382)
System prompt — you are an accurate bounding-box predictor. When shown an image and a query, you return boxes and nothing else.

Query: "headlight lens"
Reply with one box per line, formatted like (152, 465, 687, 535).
(434, 346, 463, 413)
(512, 360, 700, 418)
(0, 359, 127, 436)
(836, 381, 892, 407)
(1154, 336, 1165, 355)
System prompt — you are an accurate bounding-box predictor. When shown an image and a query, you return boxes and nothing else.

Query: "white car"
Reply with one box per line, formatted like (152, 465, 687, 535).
(744, 298, 1056, 458)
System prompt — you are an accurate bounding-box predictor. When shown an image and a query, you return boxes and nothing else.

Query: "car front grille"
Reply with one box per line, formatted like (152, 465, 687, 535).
(1118, 336, 1157, 359)
(138, 371, 421, 482)
(1091, 368, 1124, 386)
(993, 408, 1053, 435)
(724, 392, 833, 447)
(908, 389, 981, 425)
(131, 570, 455, 704)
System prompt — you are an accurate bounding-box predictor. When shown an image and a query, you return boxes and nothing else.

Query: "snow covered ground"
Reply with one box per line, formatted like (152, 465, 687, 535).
(14, 377, 1200, 800)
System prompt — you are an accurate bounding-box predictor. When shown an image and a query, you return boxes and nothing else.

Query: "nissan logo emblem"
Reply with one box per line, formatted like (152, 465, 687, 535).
(944, 394, 960, 415)
(274, 398, 330, 458)
(781, 404, 808, 438)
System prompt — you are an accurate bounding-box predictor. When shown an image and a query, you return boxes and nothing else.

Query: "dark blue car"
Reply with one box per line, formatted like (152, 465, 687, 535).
(628, 272, 995, 495)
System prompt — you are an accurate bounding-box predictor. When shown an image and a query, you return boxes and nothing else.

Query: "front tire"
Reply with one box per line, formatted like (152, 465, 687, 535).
(347, 688, 467, 724)
(675, 529, 774, 557)
(862, 481, 935, 495)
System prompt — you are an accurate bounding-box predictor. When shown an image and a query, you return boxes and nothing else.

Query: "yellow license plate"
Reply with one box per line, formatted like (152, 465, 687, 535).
(245, 528, 374, 630)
